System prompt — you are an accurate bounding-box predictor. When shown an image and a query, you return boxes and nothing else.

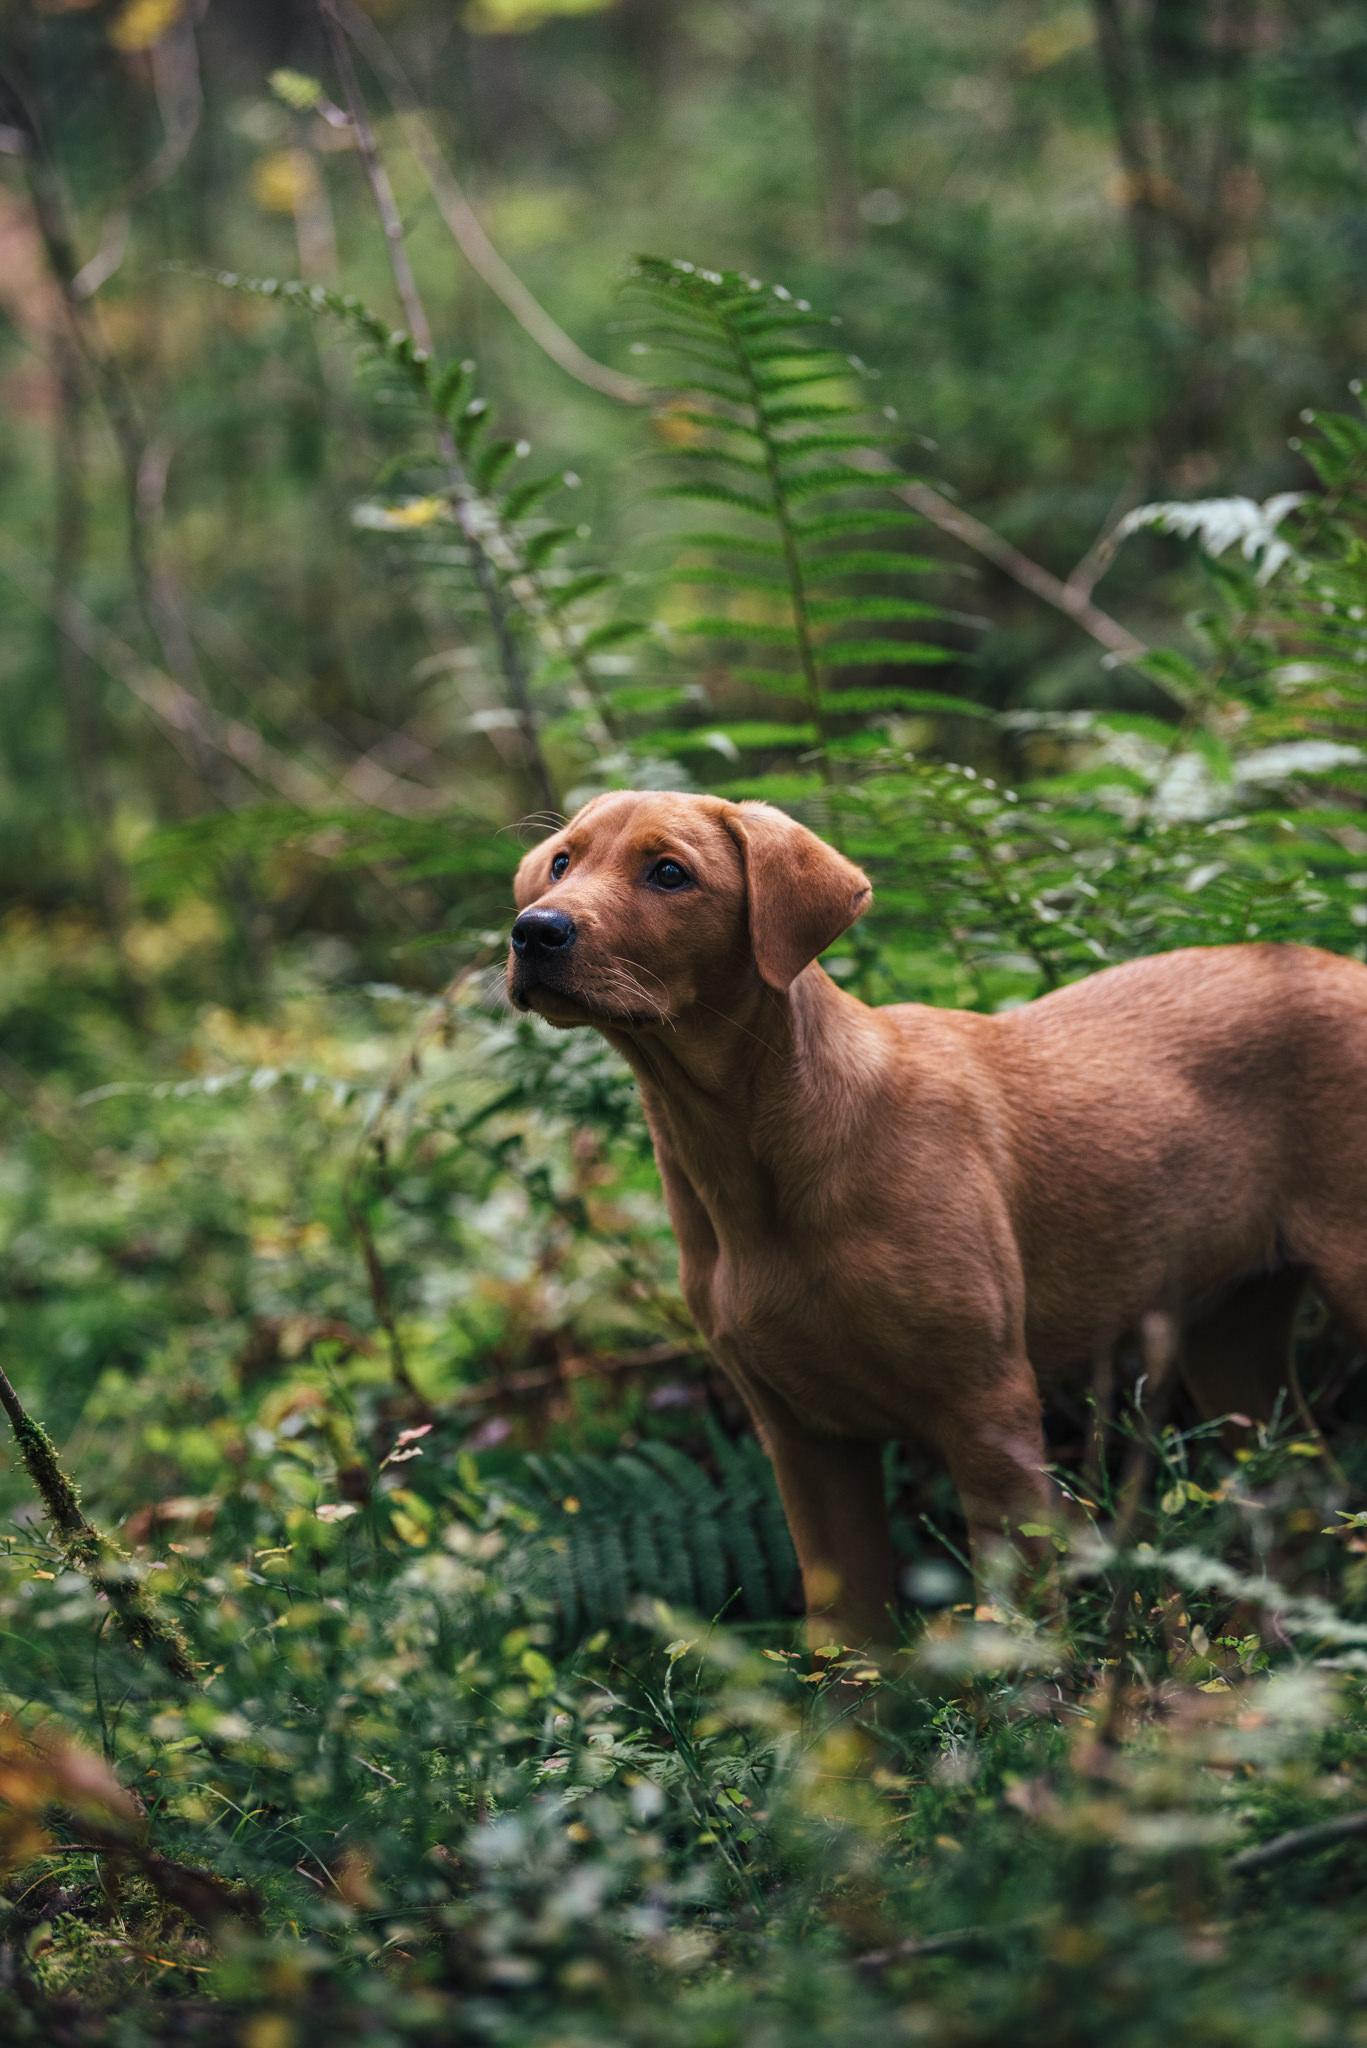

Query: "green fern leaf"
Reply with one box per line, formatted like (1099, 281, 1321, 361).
(653, 481, 774, 516)
(792, 509, 924, 543)
(808, 595, 949, 626)
(502, 475, 564, 522)
(676, 618, 799, 648)
(825, 638, 953, 666)
(523, 525, 579, 569)
(581, 619, 649, 654)
(670, 567, 793, 595)
(804, 551, 943, 580)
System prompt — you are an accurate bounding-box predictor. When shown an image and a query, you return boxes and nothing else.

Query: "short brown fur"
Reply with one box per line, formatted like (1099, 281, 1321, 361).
(508, 791, 1367, 1646)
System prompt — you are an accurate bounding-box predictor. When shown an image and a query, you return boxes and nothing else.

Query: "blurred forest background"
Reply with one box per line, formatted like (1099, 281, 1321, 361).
(5, 2, 1367, 2044)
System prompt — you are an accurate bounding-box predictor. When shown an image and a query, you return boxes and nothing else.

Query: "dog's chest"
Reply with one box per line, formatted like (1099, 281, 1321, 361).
(678, 1233, 926, 1436)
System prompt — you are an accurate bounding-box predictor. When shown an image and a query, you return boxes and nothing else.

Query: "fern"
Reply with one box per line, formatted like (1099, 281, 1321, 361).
(622, 257, 966, 799)
(504, 1425, 798, 1635)
(194, 271, 647, 802)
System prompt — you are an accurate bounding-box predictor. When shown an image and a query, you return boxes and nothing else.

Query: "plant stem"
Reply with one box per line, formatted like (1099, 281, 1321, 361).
(0, 1364, 198, 1684)
(724, 315, 833, 786)
(320, 2, 559, 815)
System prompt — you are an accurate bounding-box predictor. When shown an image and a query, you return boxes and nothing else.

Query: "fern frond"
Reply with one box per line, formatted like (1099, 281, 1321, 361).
(625, 256, 958, 788)
(507, 1432, 797, 1635)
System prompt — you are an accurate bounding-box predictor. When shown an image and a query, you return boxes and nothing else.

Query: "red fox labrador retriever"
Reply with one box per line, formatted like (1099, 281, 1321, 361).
(507, 790, 1367, 1648)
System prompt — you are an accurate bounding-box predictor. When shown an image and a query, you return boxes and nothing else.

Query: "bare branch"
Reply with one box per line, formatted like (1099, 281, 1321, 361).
(895, 478, 1148, 665)
(319, 0, 559, 814)
(326, 0, 648, 406)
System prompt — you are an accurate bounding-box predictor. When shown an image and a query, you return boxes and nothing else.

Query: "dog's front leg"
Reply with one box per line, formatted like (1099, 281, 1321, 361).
(754, 1411, 897, 1652)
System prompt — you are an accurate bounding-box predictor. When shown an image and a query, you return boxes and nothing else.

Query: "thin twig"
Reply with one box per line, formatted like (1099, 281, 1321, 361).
(320, 1, 558, 814)
(71, 8, 203, 300)
(894, 477, 1148, 664)
(325, 0, 648, 406)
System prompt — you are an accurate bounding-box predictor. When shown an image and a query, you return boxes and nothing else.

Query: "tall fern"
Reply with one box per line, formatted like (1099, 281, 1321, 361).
(622, 257, 979, 800)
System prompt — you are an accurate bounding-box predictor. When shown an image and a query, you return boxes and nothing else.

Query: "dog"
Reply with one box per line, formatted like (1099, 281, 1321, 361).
(506, 789, 1367, 1648)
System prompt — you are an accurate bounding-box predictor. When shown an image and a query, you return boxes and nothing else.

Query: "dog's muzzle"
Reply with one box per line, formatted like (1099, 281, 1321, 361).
(509, 906, 577, 1005)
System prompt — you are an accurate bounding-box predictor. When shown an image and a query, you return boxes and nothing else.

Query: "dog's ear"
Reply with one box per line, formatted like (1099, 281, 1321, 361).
(726, 802, 872, 991)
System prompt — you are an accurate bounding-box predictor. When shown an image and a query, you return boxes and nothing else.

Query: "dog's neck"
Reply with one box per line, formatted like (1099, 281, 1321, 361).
(603, 965, 881, 1244)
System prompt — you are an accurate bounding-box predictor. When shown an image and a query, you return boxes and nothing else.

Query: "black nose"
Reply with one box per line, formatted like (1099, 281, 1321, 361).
(511, 906, 577, 956)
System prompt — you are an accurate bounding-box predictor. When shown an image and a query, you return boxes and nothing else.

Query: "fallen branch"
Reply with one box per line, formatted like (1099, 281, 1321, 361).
(1228, 1809, 1367, 1877)
(0, 1363, 198, 1684)
(857, 1916, 1039, 1972)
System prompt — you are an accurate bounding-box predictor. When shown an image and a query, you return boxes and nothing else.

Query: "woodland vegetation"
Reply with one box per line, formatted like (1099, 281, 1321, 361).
(5, 1, 1367, 2041)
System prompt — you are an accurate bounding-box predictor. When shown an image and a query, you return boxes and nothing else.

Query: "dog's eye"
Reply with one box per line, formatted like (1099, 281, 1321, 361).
(649, 859, 691, 891)
(549, 852, 570, 881)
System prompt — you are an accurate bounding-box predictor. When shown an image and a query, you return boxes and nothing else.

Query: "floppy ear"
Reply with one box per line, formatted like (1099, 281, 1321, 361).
(725, 802, 872, 991)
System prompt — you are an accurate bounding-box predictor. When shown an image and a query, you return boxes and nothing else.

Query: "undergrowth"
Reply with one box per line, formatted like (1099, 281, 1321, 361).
(4, 258, 1367, 2045)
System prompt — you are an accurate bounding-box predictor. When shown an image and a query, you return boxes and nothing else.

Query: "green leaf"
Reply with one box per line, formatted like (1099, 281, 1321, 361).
(761, 400, 872, 426)
(827, 687, 994, 719)
(823, 638, 952, 666)
(666, 446, 772, 479)
(641, 335, 743, 376)
(677, 617, 800, 648)
(793, 509, 924, 543)
(433, 359, 474, 418)
(502, 475, 563, 523)
(581, 619, 649, 654)
(804, 550, 943, 580)
(673, 531, 785, 556)
(751, 362, 858, 396)
(807, 595, 949, 626)
(776, 430, 900, 459)
(474, 438, 519, 494)
(523, 525, 578, 569)
(653, 481, 774, 516)
(1137, 650, 1203, 698)
(780, 465, 894, 503)
(670, 566, 792, 595)
(547, 571, 614, 610)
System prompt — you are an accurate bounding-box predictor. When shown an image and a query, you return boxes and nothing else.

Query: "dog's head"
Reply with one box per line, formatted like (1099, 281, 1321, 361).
(506, 791, 872, 1031)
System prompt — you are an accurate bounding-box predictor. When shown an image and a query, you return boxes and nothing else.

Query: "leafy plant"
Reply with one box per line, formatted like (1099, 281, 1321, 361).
(622, 257, 977, 798)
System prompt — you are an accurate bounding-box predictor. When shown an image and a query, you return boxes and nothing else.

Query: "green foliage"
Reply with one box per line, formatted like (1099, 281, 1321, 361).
(624, 257, 958, 798)
(510, 1425, 798, 1632)
(10, 3, 1367, 2036)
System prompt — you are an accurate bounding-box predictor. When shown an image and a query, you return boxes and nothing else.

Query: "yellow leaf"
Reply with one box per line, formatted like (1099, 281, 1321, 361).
(109, 0, 182, 53)
(520, 1648, 555, 1688)
(250, 150, 319, 217)
(465, 0, 618, 34)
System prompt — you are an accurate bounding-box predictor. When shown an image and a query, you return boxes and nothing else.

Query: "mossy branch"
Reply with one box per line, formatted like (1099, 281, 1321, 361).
(0, 1365, 198, 1685)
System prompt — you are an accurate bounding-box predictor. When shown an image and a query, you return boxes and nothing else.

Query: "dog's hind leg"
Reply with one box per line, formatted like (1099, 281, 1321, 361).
(933, 1363, 1057, 1594)
(1179, 1265, 1309, 1434)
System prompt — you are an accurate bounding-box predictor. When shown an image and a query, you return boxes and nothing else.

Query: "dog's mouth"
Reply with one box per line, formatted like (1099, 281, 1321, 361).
(507, 961, 665, 1029)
